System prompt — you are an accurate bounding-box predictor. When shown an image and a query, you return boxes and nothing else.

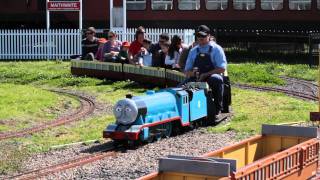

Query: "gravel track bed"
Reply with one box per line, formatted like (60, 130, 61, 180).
(277, 76, 318, 97)
(0, 140, 112, 179)
(45, 129, 237, 180)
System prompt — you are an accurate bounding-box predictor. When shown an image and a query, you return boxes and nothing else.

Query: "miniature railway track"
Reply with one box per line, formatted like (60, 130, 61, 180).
(8, 113, 233, 179)
(0, 90, 95, 141)
(280, 76, 318, 96)
(234, 83, 318, 101)
(11, 150, 117, 180)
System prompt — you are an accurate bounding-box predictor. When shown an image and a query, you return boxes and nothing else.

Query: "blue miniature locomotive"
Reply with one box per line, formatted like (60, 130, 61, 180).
(103, 81, 231, 143)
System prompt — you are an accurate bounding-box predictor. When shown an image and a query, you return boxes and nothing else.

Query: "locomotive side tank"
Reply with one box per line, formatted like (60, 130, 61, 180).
(103, 83, 213, 143)
(103, 90, 184, 141)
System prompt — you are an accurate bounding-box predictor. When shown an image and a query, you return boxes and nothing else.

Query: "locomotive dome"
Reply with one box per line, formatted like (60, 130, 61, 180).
(113, 98, 138, 125)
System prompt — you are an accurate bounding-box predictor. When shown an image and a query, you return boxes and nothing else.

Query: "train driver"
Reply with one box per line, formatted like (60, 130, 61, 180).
(184, 25, 227, 117)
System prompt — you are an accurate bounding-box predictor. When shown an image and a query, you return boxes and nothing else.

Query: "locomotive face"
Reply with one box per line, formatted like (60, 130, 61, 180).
(113, 99, 138, 125)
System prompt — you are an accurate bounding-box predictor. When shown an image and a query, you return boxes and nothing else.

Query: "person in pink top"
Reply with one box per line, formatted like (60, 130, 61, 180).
(95, 38, 107, 61)
(102, 31, 122, 62)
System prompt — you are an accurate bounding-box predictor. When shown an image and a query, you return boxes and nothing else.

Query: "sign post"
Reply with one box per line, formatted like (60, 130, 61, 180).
(46, 0, 82, 30)
(109, 0, 127, 32)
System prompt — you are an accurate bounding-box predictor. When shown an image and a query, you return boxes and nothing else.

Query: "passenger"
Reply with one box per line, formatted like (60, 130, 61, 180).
(178, 41, 198, 71)
(149, 33, 170, 55)
(184, 25, 227, 117)
(128, 27, 145, 64)
(81, 27, 99, 60)
(153, 41, 170, 68)
(103, 31, 122, 62)
(117, 41, 130, 64)
(137, 38, 153, 67)
(165, 35, 184, 70)
(95, 38, 107, 61)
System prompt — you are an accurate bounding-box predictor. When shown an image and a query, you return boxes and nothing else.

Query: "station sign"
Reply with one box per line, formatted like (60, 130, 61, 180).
(46, 0, 82, 30)
(47, 1, 81, 11)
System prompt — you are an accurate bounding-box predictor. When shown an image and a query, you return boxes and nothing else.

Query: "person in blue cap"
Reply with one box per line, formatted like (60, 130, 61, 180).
(184, 25, 227, 117)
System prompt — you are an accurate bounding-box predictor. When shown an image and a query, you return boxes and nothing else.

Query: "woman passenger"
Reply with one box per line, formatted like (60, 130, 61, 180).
(165, 35, 184, 70)
(102, 31, 122, 62)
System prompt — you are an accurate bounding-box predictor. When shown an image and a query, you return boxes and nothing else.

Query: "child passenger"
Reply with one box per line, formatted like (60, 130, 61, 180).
(137, 38, 153, 67)
(117, 41, 130, 63)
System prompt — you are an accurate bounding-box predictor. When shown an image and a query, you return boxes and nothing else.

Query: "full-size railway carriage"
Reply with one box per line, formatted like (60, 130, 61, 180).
(2, 0, 320, 43)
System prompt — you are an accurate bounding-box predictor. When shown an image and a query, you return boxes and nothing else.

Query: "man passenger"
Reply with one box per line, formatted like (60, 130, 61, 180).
(81, 27, 99, 60)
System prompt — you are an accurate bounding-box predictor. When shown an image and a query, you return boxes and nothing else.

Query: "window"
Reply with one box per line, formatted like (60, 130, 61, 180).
(261, 0, 283, 10)
(233, 0, 255, 10)
(289, 0, 311, 10)
(152, 0, 173, 10)
(206, 0, 228, 10)
(182, 96, 188, 104)
(178, 0, 201, 10)
(127, 0, 146, 10)
(318, 0, 320, 9)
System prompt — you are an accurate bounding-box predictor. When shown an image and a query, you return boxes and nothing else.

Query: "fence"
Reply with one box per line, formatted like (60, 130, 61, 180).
(111, 28, 195, 45)
(0, 29, 81, 60)
(0, 28, 195, 60)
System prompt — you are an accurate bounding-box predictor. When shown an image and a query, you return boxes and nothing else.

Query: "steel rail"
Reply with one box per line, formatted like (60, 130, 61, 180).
(0, 90, 95, 141)
(234, 83, 318, 101)
(10, 151, 116, 180)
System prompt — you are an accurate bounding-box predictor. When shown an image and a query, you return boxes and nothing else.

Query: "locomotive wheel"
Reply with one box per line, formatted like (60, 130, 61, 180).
(171, 121, 182, 136)
(163, 122, 172, 138)
(127, 140, 139, 149)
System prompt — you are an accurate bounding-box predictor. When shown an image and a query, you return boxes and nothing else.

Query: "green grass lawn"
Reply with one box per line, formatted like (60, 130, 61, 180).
(228, 63, 318, 86)
(0, 83, 79, 132)
(209, 88, 317, 137)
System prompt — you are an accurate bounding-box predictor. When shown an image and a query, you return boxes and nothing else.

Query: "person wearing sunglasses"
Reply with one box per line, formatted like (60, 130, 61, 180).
(184, 25, 227, 118)
(102, 31, 122, 62)
(81, 27, 99, 60)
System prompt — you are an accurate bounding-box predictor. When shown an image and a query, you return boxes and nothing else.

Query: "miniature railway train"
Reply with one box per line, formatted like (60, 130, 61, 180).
(71, 60, 231, 143)
(139, 124, 320, 180)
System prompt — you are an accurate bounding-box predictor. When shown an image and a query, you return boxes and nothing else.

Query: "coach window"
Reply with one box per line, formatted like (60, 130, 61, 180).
(127, 0, 146, 10)
(178, 0, 201, 10)
(289, 0, 311, 10)
(152, 0, 173, 10)
(233, 0, 255, 10)
(261, 0, 283, 10)
(206, 0, 228, 10)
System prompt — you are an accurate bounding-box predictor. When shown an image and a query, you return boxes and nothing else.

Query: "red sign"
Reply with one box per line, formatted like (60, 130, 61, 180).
(47, 1, 80, 11)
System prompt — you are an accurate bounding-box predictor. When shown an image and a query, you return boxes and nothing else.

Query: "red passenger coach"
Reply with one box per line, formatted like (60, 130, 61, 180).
(1, 0, 319, 43)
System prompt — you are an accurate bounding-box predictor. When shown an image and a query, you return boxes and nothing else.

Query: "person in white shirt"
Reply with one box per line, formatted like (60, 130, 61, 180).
(165, 35, 185, 70)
